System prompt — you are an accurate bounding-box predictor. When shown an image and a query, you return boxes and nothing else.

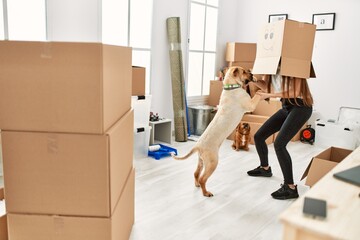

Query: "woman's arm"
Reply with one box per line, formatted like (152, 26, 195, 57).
(255, 77, 302, 100)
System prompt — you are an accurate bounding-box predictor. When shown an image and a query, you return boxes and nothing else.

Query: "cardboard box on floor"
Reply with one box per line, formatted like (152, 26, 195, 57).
(7, 169, 135, 240)
(252, 19, 316, 79)
(0, 40, 132, 134)
(132, 66, 146, 96)
(2, 110, 133, 218)
(240, 114, 274, 145)
(0, 187, 7, 240)
(301, 147, 353, 187)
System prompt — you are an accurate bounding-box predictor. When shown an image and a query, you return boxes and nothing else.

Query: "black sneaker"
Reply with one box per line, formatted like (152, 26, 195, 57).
(271, 184, 299, 200)
(247, 166, 272, 177)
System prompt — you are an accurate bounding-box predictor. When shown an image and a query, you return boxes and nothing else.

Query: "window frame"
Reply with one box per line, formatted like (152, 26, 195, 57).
(186, 0, 219, 100)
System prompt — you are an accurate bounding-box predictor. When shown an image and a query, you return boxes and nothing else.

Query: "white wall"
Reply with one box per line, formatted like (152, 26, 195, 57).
(150, 0, 189, 119)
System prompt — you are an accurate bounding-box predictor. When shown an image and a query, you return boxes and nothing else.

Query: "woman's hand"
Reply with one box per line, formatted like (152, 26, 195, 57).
(256, 91, 273, 101)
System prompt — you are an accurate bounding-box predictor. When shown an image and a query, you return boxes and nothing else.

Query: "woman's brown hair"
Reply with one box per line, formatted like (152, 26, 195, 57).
(266, 76, 313, 107)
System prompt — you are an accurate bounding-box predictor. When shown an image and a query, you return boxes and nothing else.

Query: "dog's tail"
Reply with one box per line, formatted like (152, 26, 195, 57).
(171, 147, 199, 161)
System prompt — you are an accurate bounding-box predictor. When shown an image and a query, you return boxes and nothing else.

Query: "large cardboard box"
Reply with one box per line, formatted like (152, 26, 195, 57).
(252, 99, 282, 116)
(0, 41, 132, 134)
(2, 110, 133, 217)
(241, 114, 274, 145)
(225, 42, 256, 63)
(301, 147, 353, 187)
(208, 80, 223, 107)
(132, 66, 146, 96)
(252, 19, 316, 79)
(0, 188, 7, 240)
(7, 169, 134, 240)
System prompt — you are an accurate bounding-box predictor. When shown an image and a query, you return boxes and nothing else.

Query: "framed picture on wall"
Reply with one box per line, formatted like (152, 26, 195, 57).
(268, 14, 288, 23)
(312, 13, 336, 30)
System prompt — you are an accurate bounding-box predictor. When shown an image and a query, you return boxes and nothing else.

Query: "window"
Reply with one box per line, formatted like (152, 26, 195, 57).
(187, 0, 219, 97)
(129, 0, 153, 94)
(103, 0, 154, 94)
(7, 0, 46, 41)
(102, 0, 129, 46)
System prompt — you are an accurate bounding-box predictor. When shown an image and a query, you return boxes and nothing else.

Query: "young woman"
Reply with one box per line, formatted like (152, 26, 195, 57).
(248, 73, 313, 200)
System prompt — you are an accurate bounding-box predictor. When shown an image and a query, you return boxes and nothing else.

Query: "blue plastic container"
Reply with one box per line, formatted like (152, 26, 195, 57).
(148, 144, 178, 160)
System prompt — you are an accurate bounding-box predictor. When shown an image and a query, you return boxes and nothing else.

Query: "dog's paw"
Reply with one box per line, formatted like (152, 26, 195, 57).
(203, 191, 214, 197)
(195, 181, 200, 188)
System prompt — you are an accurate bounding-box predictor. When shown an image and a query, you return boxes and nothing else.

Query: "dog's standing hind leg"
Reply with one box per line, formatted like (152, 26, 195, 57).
(199, 152, 218, 197)
(194, 158, 203, 187)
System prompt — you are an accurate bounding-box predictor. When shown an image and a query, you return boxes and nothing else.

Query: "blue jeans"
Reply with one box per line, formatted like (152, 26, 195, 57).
(254, 98, 312, 184)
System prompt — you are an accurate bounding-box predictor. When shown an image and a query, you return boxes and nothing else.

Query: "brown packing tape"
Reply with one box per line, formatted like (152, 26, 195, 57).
(47, 134, 58, 154)
(41, 42, 52, 59)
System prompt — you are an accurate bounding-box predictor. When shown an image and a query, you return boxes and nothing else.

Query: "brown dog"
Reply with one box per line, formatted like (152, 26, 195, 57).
(232, 122, 251, 151)
(172, 67, 261, 197)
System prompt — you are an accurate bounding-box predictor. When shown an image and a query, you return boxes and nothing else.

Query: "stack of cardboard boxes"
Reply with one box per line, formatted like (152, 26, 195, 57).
(208, 42, 258, 107)
(0, 41, 134, 239)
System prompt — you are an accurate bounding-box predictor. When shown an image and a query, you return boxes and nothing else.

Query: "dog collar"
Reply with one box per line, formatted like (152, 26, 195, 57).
(223, 84, 241, 90)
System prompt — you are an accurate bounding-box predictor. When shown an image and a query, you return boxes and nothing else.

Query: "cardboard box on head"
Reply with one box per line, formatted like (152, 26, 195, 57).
(252, 19, 316, 79)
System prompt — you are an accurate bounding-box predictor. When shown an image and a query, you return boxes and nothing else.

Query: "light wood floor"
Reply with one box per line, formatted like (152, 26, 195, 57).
(130, 138, 326, 240)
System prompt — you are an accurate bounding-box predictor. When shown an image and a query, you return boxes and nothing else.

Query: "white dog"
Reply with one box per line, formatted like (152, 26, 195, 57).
(172, 67, 261, 197)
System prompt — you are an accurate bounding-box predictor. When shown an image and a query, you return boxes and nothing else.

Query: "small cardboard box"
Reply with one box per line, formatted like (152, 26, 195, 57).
(225, 42, 256, 62)
(0, 188, 7, 240)
(208, 80, 223, 107)
(252, 19, 316, 79)
(7, 169, 135, 240)
(2, 110, 133, 217)
(301, 147, 353, 187)
(0, 40, 132, 134)
(132, 66, 146, 96)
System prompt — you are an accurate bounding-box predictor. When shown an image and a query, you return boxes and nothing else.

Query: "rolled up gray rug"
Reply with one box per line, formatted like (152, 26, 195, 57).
(166, 17, 188, 142)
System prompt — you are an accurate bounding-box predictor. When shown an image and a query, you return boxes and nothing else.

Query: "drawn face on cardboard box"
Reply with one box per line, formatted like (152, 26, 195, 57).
(252, 20, 316, 79)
